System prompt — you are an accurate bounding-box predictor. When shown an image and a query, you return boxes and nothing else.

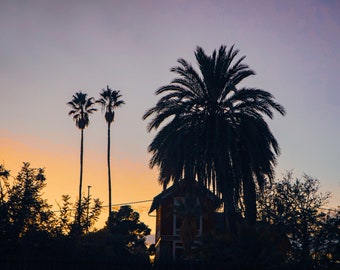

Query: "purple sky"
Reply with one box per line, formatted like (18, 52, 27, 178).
(0, 0, 339, 229)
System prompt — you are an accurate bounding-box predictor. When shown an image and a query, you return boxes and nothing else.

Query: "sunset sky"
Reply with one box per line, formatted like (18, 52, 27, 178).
(1, 0, 339, 233)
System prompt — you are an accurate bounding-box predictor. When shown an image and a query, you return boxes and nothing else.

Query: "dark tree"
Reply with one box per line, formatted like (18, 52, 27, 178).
(55, 194, 102, 236)
(74, 195, 102, 235)
(257, 171, 338, 268)
(143, 45, 285, 231)
(67, 91, 97, 227)
(106, 205, 151, 255)
(96, 86, 125, 217)
(0, 164, 148, 269)
(0, 164, 11, 240)
(0, 164, 10, 203)
(0, 162, 54, 240)
(55, 194, 73, 235)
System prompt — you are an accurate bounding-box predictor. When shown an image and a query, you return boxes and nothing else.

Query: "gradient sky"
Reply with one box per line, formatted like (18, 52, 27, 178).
(1, 0, 339, 233)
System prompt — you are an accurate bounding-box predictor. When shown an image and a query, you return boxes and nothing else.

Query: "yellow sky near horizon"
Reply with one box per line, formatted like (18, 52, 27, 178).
(1, 128, 339, 235)
(0, 130, 160, 233)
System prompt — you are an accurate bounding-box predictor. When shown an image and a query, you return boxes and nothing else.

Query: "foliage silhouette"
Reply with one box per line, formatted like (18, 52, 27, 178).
(96, 85, 125, 217)
(105, 205, 151, 256)
(191, 172, 339, 270)
(143, 44, 285, 232)
(257, 171, 339, 269)
(0, 164, 10, 180)
(0, 164, 151, 269)
(55, 194, 73, 235)
(200, 222, 290, 270)
(0, 164, 10, 234)
(0, 162, 54, 241)
(55, 194, 102, 236)
(67, 91, 97, 227)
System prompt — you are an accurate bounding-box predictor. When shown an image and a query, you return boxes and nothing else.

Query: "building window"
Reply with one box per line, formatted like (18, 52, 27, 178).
(173, 240, 202, 260)
(173, 197, 203, 236)
(174, 215, 183, 235)
(173, 241, 184, 259)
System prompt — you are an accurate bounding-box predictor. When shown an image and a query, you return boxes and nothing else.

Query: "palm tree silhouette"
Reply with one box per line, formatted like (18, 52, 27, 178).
(143, 45, 285, 232)
(96, 86, 125, 216)
(67, 91, 97, 227)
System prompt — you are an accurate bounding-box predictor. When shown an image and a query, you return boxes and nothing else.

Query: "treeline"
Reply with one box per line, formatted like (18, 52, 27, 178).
(0, 163, 151, 270)
(0, 163, 339, 269)
(154, 173, 339, 270)
(197, 172, 340, 270)
(150, 172, 339, 270)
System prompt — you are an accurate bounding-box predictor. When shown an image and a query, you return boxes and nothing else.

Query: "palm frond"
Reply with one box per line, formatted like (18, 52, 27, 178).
(96, 86, 125, 124)
(143, 45, 286, 222)
(67, 91, 96, 129)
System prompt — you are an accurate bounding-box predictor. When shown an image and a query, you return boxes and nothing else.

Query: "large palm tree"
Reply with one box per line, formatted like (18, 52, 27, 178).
(96, 86, 125, 217)
(143, 45, 285, 232)
(67, 91, 97, 227)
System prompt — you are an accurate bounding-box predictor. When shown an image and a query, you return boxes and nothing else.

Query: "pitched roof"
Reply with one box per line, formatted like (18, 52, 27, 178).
(149, 179, 221, 213)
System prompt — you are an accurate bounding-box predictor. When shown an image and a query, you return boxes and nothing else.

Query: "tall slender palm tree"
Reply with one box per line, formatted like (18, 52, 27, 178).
(96, 86, 125, 217)
(67, 91, 97, 227)
(143, 45, 285, 232)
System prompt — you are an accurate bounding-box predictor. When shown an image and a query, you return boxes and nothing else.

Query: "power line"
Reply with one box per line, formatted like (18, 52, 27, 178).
(52, 200, 339, 214)
(52, 199, 153, 213)
(107, 199, 153, 208)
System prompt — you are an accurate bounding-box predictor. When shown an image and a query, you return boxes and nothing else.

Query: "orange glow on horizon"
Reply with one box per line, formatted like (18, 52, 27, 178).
(1, 130, 339, 237)
(0, 130, 161, 234)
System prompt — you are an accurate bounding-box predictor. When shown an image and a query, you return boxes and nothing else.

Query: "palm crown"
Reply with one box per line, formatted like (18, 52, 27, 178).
(67, 92, 97, 129)
(143, 45, 286, 224)
(97, 86, 125, 125)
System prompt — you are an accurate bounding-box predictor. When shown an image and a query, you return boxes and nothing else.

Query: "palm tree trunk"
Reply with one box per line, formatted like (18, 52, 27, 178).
(220, 166, 237, 235)
(244, 177, 256, 225)
(240, 153, 257, 225)
(78, 128, 84, 226)
(107, 123, 112, 216)
(223, 184, 237, 235)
